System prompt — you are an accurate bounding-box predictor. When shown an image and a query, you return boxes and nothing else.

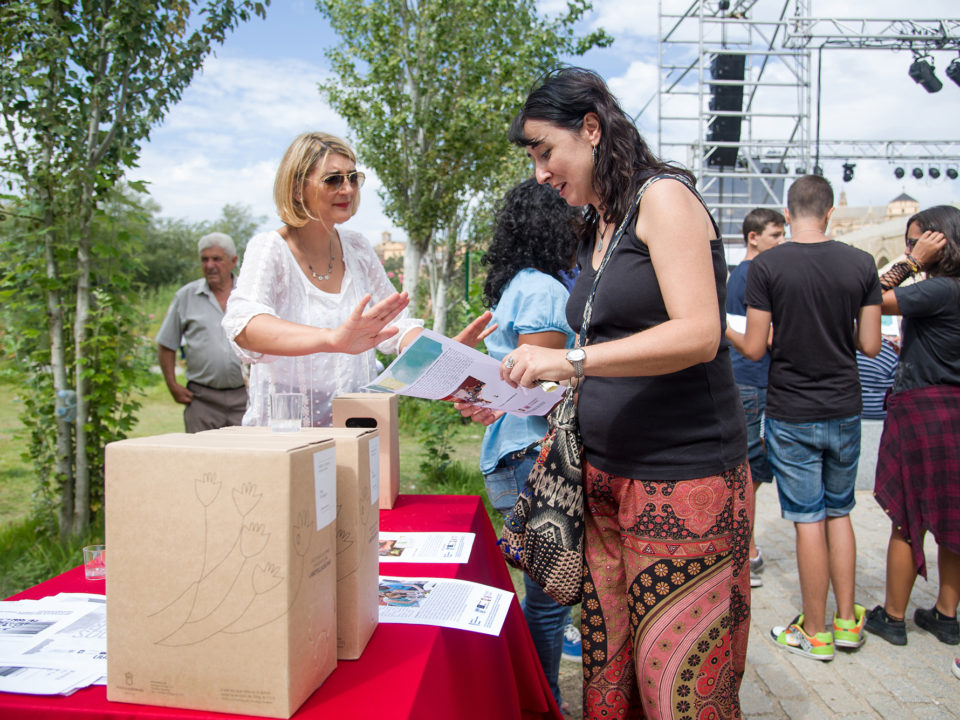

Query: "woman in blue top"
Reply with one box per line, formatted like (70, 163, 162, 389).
(473, 177, 581, 712)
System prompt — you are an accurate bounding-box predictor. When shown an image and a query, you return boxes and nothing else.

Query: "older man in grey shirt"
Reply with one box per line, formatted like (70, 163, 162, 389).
(157, 232, 247, 432)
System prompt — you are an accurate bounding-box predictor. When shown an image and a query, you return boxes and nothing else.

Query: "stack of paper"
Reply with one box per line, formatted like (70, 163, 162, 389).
(0, 593, 106, 695)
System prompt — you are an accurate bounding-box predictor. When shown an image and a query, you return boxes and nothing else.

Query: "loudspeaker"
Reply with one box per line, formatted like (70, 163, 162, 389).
(707, 53, 744, 167)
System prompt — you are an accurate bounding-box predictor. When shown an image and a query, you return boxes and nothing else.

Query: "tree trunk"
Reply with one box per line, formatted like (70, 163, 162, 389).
(402, 240, 423, 311)
(43, 221, 74, 541)
(72, 208, 92, 536)
(431, 223, 460, 337)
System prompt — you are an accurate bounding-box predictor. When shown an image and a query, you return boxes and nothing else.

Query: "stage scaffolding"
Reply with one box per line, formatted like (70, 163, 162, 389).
(654, 0, 960, 244)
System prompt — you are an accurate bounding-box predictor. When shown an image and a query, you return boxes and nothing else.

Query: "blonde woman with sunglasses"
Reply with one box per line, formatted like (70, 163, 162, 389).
(223, 132, 488, 427)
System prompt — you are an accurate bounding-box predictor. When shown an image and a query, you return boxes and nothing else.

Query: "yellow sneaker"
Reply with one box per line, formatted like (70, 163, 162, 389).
(834, 603, 867, 649)
(771, 614, 835, 661)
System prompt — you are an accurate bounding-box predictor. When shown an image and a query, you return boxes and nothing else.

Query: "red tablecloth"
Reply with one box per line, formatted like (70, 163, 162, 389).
(2, 494, 561, 720)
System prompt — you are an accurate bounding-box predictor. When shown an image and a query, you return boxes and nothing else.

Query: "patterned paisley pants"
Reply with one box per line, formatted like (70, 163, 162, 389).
(581, 460, 752, 720)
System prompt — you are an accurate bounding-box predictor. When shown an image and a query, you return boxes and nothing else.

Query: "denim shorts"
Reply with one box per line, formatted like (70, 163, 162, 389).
(765, 415, 860, 523)
(483, 447, 538, 516)
(738, 384, 773, 483)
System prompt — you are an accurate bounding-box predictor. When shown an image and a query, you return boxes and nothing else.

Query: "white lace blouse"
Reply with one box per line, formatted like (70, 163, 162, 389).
(222, 229, 422, 427)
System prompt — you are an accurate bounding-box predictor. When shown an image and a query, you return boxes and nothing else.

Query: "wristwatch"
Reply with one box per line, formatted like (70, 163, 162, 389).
(565, 348, 586, 378)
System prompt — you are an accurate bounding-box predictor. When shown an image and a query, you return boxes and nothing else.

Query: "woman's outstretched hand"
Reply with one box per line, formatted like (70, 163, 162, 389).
(331, 292, 410, 354)
(452, 310, 497, 348)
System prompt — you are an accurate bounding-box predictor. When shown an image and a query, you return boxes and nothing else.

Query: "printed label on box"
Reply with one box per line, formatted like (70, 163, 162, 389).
(313, 448, 337, 530)
(368, 436, 380, 501)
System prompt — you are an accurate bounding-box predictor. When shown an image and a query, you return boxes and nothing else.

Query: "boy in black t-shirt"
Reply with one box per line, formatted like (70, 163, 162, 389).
(727, 175, 882, 661)
(726, 208, 785, 588)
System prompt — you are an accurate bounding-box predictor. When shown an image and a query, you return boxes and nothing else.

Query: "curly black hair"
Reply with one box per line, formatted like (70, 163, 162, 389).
(482, 178, 583, 308)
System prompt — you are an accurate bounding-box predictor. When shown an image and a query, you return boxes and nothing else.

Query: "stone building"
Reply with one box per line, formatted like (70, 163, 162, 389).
(831, 194, 960, 271)
(828, 191, 919, 242)
(374, 231, 405, 262)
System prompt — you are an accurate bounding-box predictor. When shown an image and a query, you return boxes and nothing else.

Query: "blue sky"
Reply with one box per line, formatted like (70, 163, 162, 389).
(130, 0, 960, 244)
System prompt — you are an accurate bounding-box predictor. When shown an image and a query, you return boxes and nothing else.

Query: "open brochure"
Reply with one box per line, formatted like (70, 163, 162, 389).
(379, 532, 474, 564)
(378, 576, 512, 636)
(0, 593, 106, 695)
(365, 329, 565, 417)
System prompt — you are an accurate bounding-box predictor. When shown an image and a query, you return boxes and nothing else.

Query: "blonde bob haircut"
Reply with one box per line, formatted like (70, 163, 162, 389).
(273, 132, 361, 227)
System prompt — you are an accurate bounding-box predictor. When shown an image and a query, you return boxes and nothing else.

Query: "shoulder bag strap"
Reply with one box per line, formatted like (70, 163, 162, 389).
(578, 175, 659, 347)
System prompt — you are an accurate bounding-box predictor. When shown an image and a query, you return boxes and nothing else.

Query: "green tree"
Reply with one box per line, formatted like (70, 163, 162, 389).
(137, 202, 267, 290)
(0, 0, 268, 539)
(197, 202, 267, 262)
(316, 0, 610, 331)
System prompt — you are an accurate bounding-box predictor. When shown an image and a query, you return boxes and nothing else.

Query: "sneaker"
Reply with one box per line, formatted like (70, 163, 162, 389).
(749, 549, 764, 587)
(770, 614, 835, 661)
(562, 623, 582, 662)
(914, 607, 960, 645)
(952, 658, 960, 680)
(864, 605, 907, 646)
(833, 603, 867, 648)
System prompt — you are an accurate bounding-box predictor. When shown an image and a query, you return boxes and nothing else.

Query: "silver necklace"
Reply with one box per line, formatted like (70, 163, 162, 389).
(295, 227, 336, 281)
(597, 215, 609, 252)
(308, 253, 335, 282)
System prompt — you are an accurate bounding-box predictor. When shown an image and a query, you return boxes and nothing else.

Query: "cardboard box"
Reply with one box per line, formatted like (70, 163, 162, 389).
(105, 432, 338, 718)
(210, 427, 380, 659)
(332, 392, 400, 509)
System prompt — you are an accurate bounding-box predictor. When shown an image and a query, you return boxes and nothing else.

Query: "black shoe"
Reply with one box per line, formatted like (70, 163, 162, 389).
(914, 607, 960, 645)
(864, 605, 907, 646)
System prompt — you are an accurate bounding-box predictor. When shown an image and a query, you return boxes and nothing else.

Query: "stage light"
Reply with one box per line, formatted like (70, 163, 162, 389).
(894, 167, 905, 179)
(947, 168, 959, 180)
(813, 165, 824, 176)
(842, 162, 855, 182)
(947, 58, 960, 88)
(929, 167, 941, 179)
(909, 58, 943, 93)
(912, 167, 924, 179)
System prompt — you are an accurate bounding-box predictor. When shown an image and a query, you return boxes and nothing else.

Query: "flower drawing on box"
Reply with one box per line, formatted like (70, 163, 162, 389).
(241, 522, 270, 558)
(232, 482, 263, 516)
(253, 562, 284, 595)
(148, 475, 306, 646)
(194, 472, 221, 506)
(293, 510, 311, 557)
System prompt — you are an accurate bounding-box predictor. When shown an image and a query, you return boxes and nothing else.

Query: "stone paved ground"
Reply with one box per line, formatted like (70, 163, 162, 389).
(557, 487, 960, 719)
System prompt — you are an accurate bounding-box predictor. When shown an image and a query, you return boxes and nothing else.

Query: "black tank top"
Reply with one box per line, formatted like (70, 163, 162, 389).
(566, 176, 746, 480)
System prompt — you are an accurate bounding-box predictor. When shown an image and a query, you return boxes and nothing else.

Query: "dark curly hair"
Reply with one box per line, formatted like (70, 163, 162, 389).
(508, 67, 695, 241)
(482, 178, 583, 308)
(906, 205, 960, 279)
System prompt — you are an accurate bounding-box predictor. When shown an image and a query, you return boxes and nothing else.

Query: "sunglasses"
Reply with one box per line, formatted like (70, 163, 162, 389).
(320, 171, 365, 190)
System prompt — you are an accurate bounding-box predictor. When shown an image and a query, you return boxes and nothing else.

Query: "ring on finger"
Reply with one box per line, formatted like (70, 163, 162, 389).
(504, 356, 516, 369)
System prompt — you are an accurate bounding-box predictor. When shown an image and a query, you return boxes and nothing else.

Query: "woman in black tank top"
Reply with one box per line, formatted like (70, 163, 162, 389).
(500, 68, 750, 720)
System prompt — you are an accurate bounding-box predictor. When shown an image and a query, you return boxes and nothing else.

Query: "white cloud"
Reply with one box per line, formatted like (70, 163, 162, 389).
(587, 0, 658, 37)
(131, 0, 960, 241)
(129, 54, 406, 244)
(608, 60, 659, 120)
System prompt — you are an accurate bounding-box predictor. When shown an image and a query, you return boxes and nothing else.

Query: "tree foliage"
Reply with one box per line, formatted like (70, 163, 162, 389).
(136, 200, 266, 290)
(316, 0, 611, 319)
(0, 0, 268, 538)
